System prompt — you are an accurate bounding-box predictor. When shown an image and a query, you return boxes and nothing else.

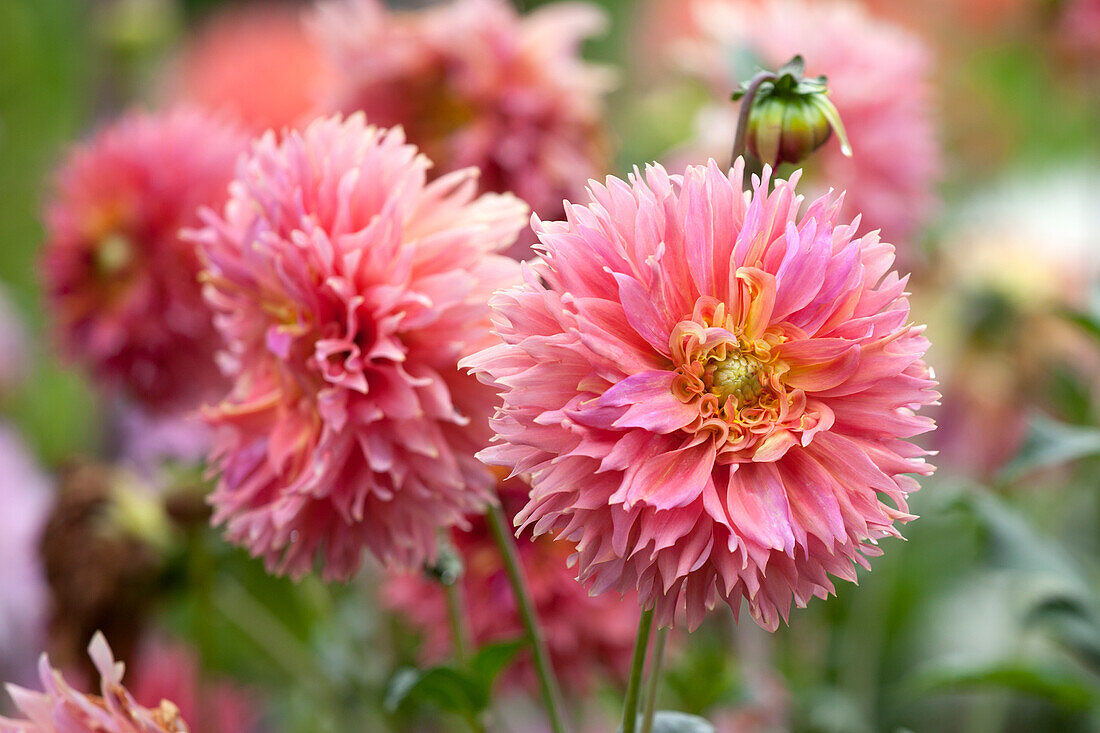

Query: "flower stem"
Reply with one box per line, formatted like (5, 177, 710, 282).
(640, 626, 668, 733)
(621, 607, 656, 733)
(485, 502, 570, 733)
(443, 578, 472, 664)
(730, 70, 777, 170)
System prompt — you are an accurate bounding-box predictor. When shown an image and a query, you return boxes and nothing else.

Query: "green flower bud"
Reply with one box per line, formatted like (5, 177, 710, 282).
(733, 56, 851, 168)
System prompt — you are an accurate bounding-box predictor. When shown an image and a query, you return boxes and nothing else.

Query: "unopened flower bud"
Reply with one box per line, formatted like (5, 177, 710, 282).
(733, 55, 851, 168)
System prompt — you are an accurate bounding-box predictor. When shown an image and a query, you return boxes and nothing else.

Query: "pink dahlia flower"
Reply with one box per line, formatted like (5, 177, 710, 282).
(313, 0, 613, 259)
(0, 633, 189, 732)
(128, 639, 257, 733)
(42, 109, 248, 411)
(464, 160, 937, 631)
(190, 114, 527, 578)
(678, 0, 938, 248)
(383, 478, 638, 693)
(166, 4, 332, 134)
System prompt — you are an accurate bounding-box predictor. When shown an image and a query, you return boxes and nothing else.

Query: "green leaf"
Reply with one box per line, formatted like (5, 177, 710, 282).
(469, 639, 525, 689)
(1000, 413, 1100, 481)
(1063, 284, 1100, 341)
(1026, 594, 1100, 674)
(384, 665, 487, 715)
(912, 659, 1099, 711)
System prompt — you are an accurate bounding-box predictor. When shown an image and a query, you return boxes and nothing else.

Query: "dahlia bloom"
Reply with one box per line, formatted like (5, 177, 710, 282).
(464, 160, 937, 630)
(0, 425, 51, 685)
(166, 4, 332, 133)
(0, 633, 189, 732)
(313, 0, 613, 258)
(42, 109, 247, 411)
(383, 478, 638, 693)
(190, 114, 527, 578)
(129, 639, 256, 733)
(677, 0, 938, 248)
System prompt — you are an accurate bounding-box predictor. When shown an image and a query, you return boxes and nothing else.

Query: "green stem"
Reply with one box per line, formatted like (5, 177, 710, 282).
(640, 626, 668, 733)
(622, 607, 656, 733)
(443, 577, 472, 664)
(730, 70, 777, 170)
(485, 502, 570, 733)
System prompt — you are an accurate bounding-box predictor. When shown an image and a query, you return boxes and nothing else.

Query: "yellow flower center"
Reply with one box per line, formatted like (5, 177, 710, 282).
(95, 232, 134, 277)
(708, 352, 765, 404)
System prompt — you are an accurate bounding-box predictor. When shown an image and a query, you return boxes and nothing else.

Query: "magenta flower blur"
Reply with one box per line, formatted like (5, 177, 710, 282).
(313, 0, 613, 258)
(42, 109, 247, 411)
(464, 160, 937, 630)
(0, 633, 189, 732)
(680, 0, 938, 247)
(190, 114, 527, 578)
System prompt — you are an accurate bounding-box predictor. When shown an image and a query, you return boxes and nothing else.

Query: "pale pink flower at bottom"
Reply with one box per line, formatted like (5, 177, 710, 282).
(464, 159, 937, 631)
(0, 633, 189, 732)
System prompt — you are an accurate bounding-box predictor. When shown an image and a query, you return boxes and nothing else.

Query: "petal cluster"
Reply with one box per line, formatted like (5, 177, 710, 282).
(464, 160, 937, 630)
(191, 114, 527, 578)
(42, 109, 247, 411)
(680, 0, 938, 247)
(0, 633, 189, 733)
(312, 0, 614, 258)
(383, 478, 638, 693)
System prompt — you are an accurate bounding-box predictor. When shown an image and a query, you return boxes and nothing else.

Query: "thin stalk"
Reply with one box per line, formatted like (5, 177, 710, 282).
(730, 70, 777, 170)
(640, 626, 669, 733)
(621, 607, 656, 733)
(443, 579, 472, 663)
(485, 502, 570, 733)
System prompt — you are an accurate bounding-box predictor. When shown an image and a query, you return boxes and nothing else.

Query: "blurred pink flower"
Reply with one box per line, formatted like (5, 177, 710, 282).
(677, 0, 938, 249)
(166, 4, 332, 134)
(0, 633, 189, 732)
(190, 114, 527, 579)
(116, 406, 211, 479)
(0, 425, 50, 686)
(129, 639, 257, 733)
(42, 109, 247, 412)
(313, 0, 613, 259)
(464, 160, 937, 631)
(1060, 0, 1100, 65)
(383, 479, 638, 694)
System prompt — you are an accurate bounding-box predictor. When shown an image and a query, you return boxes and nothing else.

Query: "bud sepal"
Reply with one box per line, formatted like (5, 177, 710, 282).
(731, 55, 852, 168)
